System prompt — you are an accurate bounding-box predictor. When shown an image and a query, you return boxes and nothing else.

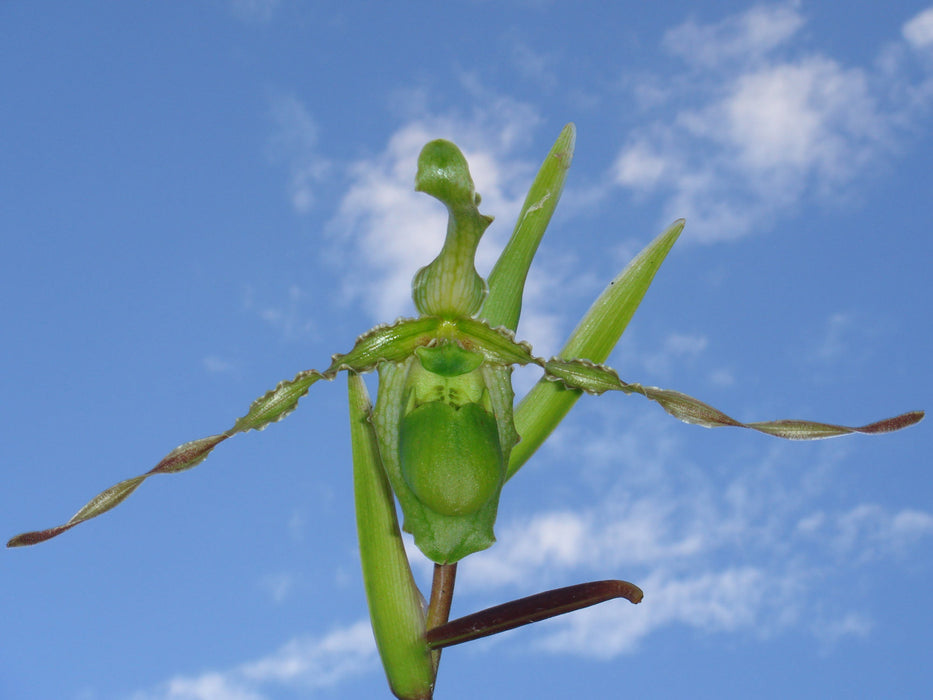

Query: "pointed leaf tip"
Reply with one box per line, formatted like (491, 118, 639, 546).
(481, 122, 577, 331)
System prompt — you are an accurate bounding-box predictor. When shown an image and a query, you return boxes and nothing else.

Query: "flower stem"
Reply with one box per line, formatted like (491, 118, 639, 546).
(426, 562, 458, 670)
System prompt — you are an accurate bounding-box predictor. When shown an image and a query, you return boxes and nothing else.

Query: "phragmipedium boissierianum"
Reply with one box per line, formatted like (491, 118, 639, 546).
(9, 124, 923, 700)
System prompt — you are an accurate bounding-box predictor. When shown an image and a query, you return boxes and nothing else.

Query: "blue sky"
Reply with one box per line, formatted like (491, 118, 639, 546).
(2, 1, 931, 698)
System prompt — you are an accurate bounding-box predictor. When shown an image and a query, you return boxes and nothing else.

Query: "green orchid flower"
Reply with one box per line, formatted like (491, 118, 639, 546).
(9, 124, 923, 699)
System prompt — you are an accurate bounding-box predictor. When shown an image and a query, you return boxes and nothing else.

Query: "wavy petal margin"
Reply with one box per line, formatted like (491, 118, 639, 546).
(7, 370, 324, 547)
(543, 358, 924, 439)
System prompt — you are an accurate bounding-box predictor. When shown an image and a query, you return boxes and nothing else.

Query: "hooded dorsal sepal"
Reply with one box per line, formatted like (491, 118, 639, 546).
(412, 140, 492, 318)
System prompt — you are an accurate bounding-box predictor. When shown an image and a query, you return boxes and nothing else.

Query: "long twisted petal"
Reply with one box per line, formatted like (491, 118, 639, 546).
(7, 370, 325, 547)
(543, 358, 924, 439)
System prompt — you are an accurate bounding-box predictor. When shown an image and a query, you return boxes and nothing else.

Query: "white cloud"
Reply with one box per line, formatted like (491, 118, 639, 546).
(613, 3, 930, 242)
(616, 55, 885, 240)
(259, 572, 297, 604)
(640, 332, 709, 378)
(705, 58, 882, 178)
(662, 1, 805, 68)
(267, 95, 330, 213)
(510, 40, 558, 89)
(239, 622, 375, 685)
(288, 509, 307, 541)
(903, 6, 933, 50)
(243, 283, 316, 339)
(459, 511, 591, 588)
(806, 309, 888, 372)
(801, 503, 933, 562)
(536, 567, 777, 658)
(463, 486, 712, 596)
(612, 139, 669, 190)
(135, 621, 377, 700)
(811, 611, 873, 649)
(203, 356, 238, 375)
(159, 673, 263, 700)
(708, 367, 735, 387)
(229, 0, 280, 24)
(813, 311, 855, 362)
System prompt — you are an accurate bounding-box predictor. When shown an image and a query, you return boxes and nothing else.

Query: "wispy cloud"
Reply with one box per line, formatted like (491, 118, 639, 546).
(243, 283, 316, 340)
(903, 7, 933, 50)
(812, 312, 857, 363)
(810, 611, 873, 651)
(267, 94, 331, 213)
(228, 0, 280, 24)
(203, 356, 238, 375)
(661, 1, 805, 68)
(258, 571, 298, 604)
(133, 621, 377, 700)
(508, 39, 559, 90)
(535, 566, 780, 658)
(613, 2, 933, 241)
(640, 331, 709, 379)
(803, 309, 891, 376)
(798, 503, 933, 563)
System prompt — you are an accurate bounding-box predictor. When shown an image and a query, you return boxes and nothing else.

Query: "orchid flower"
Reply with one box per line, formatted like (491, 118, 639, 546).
(9, 124, 923, 699)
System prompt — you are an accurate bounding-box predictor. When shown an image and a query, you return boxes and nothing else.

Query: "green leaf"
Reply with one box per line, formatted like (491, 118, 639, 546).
(508, 219, 684, 479)
(349, 372, 435, 700)
(562, 219, 685, 362)
(481, 123, 576, 331)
